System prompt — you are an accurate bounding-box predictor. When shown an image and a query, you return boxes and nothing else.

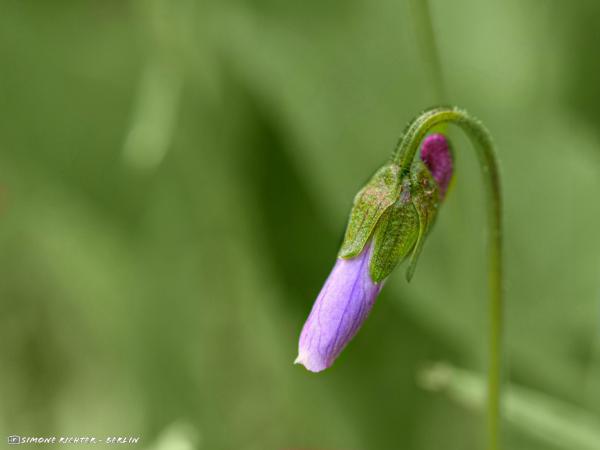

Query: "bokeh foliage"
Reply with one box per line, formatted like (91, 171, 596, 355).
(1, 0, 599, 449)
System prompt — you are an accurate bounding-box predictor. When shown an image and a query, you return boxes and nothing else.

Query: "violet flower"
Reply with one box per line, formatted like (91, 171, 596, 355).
(295, 133, 453, 372)
(294, 242, 383, 372)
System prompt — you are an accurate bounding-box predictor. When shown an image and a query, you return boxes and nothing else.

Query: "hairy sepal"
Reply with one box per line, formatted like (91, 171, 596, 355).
(406, 161, 440, 281)
(369, 180, 419, 283)
(339, 164, 401, 258)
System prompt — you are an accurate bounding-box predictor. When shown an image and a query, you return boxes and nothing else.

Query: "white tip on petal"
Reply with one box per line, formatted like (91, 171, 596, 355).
(294, 351, 327, 373)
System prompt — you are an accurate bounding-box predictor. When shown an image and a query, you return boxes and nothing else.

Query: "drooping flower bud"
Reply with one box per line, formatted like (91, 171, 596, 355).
(295, 134, 454, 372)
(294, 242, 382, 372)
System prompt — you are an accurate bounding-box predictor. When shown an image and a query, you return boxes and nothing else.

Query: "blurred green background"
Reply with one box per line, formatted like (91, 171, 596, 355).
(1, 0, 600, 449)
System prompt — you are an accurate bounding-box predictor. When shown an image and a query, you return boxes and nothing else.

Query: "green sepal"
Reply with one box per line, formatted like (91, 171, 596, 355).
(406, 161, 440, 282)
(369, 179, 419, 282)
(339, 164, 401, 258)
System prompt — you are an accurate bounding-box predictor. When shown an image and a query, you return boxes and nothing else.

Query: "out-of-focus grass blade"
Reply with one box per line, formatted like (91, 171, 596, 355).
(122, 59, 182, 171)
(420, 363, 600, 449)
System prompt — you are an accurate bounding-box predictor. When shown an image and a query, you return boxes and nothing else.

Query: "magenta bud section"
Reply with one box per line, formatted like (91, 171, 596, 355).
(420, 133, 453, 198)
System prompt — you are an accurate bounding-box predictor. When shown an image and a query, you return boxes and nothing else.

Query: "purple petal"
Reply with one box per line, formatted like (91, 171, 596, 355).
(295, 243, 383, 372)
(420, 133, 453, 199)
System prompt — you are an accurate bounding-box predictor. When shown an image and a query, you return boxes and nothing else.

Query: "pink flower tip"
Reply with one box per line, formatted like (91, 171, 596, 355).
(419, 133, 453, 199)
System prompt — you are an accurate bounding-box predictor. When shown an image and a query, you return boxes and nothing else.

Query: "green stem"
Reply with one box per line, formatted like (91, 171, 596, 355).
(394, 107, 503, 450)
(408, 0, 446, 103)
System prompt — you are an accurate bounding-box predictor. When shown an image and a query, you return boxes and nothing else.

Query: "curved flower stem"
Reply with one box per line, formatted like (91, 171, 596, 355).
(393, 107, 503, 450)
